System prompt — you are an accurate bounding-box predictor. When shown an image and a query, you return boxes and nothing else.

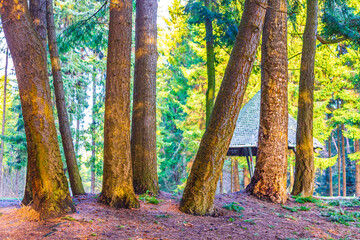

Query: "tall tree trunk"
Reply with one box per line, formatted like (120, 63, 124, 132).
(289, 163, 294, 193)
(355, 140, 360, 197)
(1, 0, 75, 219)
(230, 160, 233, 193)
(246, 0, 289, 204)
(22, 0, 48, 206)
(179, 0, 266, 216)
(292, 0, 318, 197)
(46, 0, 84, 195)
(100, 0, 139, 209)
(0, 48, 8, 195)
(341, 123, 346, 196)
(204, 0, 216, 128)
(328, 135, 333, 196)
(337, 124, 341, 196)
(131, 0, 159, 195)
(233, 159, 240, 192)
(91, 74, 96, 194)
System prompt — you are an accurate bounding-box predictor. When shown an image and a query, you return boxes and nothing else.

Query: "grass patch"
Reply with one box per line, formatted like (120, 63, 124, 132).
(282, 205, 311, 212)
(222, 202, 244, 213)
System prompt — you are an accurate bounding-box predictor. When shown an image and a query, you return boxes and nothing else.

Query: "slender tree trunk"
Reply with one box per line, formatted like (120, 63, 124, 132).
(179, 0, 266, 215)
(75, 117, 80, 155)
(337, 124, 341, 196)
(100, 0, 139, 209)
(219, 171, 223, 194)
(328, 135, 333, 196)
(131, 0, 159, 195)
(233, 159, 240, 192)
(246, 0, 289, 204)
(243, 167, 250, 188)
(230, 160, 233, 193)
(91, 74, 96, 194)
(292, 0, 318, 197)
(204, 0, 216, 128)
(0, 49, 8, 195)
(46, 0, 84, 195)
(355, 140, 360, 197)
(1, 0, 75, 219)
(289, 163, 294, 193)
(341, 124, 346, 196)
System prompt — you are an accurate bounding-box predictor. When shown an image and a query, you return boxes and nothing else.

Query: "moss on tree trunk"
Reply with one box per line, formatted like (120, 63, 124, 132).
(179, 0, 267, 216)
(100, 0, 139, 209)
(246, 0, 289, 204)
(1, 0, 75, 219)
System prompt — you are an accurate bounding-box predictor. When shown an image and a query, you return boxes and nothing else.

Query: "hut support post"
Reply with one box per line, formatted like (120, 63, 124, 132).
(248, 147, 255, 176)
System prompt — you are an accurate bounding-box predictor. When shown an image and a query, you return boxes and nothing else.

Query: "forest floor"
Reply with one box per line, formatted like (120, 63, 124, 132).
(0, 192, 360, 240)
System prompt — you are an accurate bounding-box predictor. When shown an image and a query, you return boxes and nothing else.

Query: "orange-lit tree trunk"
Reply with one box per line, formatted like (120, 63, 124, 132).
(292, 0, 318, 197)
(246, 0, 288, 203)
(179, 0, 266, 215)
(355, 140, 360, 197)
(1, 0, 75, 219)
(233, 159, 240, 192)
(243, 167, 250, 188)
(341, 124, 346, 196)
(100, 0, 139, 209)
(46, 0, 85, 195)
(131, 0, 159, 195)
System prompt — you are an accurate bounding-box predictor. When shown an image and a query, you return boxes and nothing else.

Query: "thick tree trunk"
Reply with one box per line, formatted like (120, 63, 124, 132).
(204, 0, 216, 128)
(292, 0, 318, 197)
(246, 0, 288, 203)
(46, 0, 84, 195)
(1, 0, 75, 219)
(100, 0, 139, 209)
(337, 124, 341, 196)
(341, 124, 346, 196)
(179, 0, 266, 215)
(355, 140, 360, 197)
(29, 0, 47, 48)
(131, 0, 159, 195)
(91, 74, 96, 194)
(328, 136, 333, 196)
(0, 49, 8, 194)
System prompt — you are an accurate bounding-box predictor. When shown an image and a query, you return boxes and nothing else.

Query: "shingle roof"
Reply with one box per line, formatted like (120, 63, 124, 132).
(229, 91, 323, 149)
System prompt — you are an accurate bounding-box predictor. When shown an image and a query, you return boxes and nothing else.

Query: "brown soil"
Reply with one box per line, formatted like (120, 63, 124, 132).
(0, 192, 359, 239)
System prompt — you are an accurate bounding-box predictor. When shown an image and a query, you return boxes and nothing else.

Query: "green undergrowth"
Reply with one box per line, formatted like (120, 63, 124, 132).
(282, 205, 311, 212)
(222, 202, 244, 213)
(321, 208, 360, 226)
(291, 195, 321, 204)
(139, 191, 163, 205)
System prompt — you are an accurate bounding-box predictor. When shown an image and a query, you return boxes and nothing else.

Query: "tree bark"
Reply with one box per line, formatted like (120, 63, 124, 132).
(0, 49, 8, 195)
(246, 0, 289, 204)
(233, 159, 240, 192)
(204, 0, 216, 128)
(243, 167, 250, 188)
(292, 0, 318, 197)
(230, 160, 233, 193)
(219, 171, 223, 194)
(100, 0, 139, 209)
(341, 123, 346, 196)
(179, 0, 266, 215)
(131, 0, 159, 195)
(29, 0, 47, 48)
(337, 124, 341, 196)
(355, 140, 360, 197)
(91, 73, 96, 194)
(46, 0, 85, 195)
(1, 0, 75, 219)
(328, 135, 333, 196)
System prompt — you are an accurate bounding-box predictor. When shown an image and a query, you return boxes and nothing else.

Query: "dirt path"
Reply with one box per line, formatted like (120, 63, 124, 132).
(0, 192, 359, 239)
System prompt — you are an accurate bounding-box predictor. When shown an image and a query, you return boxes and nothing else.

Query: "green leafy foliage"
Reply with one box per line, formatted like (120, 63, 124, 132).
(138, 191, 161, 205)
(222, 202, 244, 213)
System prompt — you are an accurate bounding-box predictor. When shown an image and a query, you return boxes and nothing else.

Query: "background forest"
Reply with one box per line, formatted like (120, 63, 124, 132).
(0, 0, 360, 199)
